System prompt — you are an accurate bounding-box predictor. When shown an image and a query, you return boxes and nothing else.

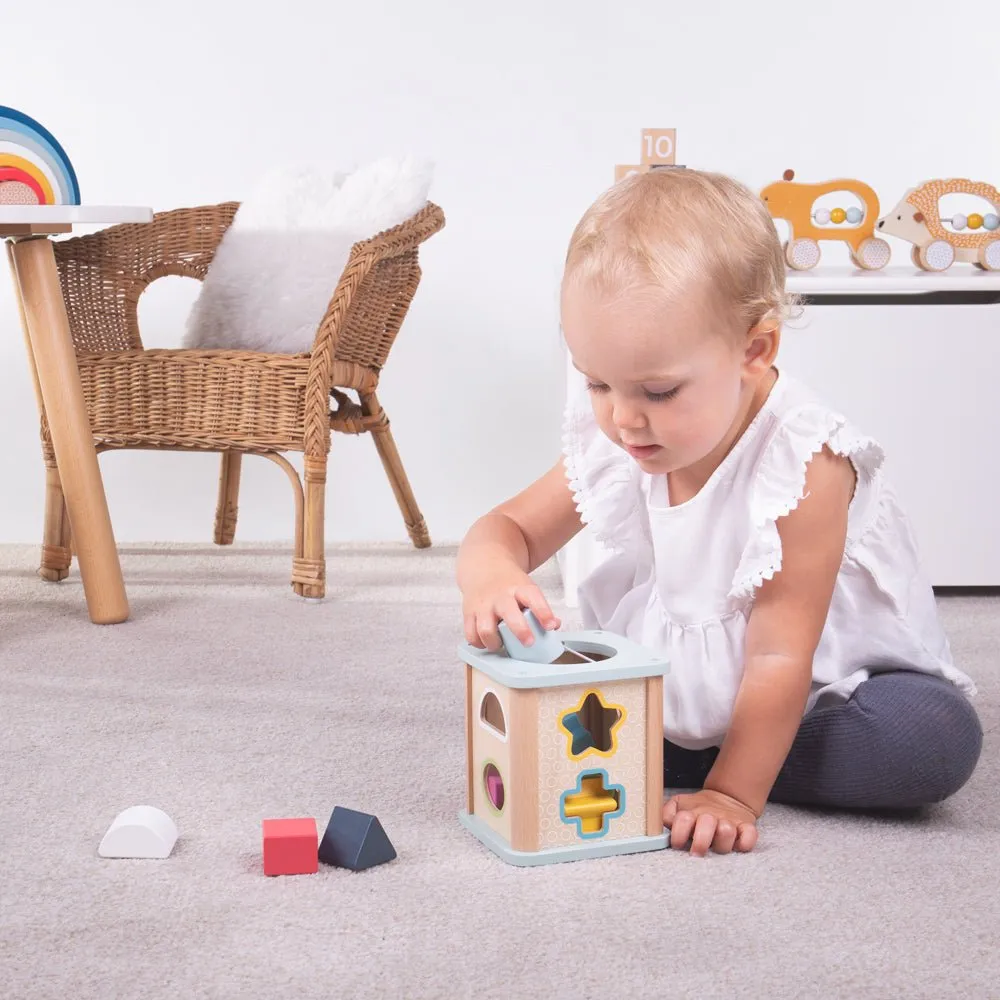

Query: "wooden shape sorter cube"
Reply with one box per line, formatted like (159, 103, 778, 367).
(458, 628, 669, 866)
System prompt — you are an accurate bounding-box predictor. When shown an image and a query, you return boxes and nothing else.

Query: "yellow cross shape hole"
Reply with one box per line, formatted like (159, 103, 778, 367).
(562, 773, 622, 834)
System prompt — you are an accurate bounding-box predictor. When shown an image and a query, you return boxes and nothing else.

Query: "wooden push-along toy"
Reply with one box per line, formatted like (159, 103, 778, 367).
(877, 179, 1000, 272)
(0, 106, 81, 206)
(615, 128, 685, 183)
(760, 169, 890, 271)
(458, 610, 669, 866)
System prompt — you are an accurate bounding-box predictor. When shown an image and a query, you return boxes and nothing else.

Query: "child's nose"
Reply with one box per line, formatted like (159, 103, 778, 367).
(613, 403, 646, 429)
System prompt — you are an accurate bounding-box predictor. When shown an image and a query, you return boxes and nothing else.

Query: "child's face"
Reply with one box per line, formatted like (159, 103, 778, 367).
(561, 280, 758, 475)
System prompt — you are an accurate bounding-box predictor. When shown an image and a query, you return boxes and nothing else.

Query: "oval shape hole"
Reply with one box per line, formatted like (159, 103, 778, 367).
(483, 762, 505, 812)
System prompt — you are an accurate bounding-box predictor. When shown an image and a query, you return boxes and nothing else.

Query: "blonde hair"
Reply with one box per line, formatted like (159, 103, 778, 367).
(563, 168, 800, 332)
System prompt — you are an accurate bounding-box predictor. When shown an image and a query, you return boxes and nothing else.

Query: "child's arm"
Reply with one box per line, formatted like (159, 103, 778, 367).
(705, 445, 857, 815)
(456, 459, 583, 652)
(665, 445, 856, 855)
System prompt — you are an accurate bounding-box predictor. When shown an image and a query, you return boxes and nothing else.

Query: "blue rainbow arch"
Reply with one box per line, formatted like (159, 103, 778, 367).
(0, 106, 81, 205)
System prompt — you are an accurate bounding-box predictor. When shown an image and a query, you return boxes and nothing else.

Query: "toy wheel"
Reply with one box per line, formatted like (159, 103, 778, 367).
(910, 246, 922, 268)
(917, 240, 955, 272)
(851, 237, 891, 270)
(785, 237, 821, 270)
(977, 240, 1000, 271)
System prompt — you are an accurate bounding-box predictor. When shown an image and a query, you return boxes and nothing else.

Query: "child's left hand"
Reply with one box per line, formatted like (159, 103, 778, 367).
(663, 790, 759, 856)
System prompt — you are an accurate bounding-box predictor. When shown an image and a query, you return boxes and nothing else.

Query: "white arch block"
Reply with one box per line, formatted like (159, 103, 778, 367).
(98, 806, 178, 859)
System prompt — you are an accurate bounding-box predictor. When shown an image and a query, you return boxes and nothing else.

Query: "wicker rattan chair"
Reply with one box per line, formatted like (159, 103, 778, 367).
(30, 200, 445, 599)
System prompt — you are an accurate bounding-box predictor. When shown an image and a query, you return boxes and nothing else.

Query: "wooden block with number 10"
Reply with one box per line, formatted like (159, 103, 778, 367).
(641, 129, 675, 166)
(614, 164, 648, 183)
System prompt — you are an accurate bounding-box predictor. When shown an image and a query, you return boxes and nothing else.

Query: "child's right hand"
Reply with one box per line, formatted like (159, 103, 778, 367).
(462, 571, 561, 653)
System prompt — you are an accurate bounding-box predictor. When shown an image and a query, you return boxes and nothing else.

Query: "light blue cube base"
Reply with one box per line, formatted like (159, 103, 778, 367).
(458, 811, 668, 867)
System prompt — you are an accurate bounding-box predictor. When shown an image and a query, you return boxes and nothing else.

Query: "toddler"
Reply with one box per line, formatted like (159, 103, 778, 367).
(456, 168, 983, 856)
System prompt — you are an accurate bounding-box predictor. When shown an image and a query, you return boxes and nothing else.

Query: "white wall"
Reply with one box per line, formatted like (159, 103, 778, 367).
(2, 0, 998, 566)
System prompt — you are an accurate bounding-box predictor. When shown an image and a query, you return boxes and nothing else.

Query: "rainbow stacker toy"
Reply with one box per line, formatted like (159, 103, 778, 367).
(0, 106, 81, 206)
(458, 611, 669, 866)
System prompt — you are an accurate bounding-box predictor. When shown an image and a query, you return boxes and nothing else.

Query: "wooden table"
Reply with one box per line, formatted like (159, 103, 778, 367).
(556, 265, 1000, 606)
(2, 205, 153, 624)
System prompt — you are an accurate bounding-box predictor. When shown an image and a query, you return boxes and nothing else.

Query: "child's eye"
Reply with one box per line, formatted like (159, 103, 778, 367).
(644, 386, 681, 402)
(585, 381, 680, 402)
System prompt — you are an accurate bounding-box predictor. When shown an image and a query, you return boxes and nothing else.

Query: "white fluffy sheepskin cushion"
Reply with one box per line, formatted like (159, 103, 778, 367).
(182, 155, 433, 354)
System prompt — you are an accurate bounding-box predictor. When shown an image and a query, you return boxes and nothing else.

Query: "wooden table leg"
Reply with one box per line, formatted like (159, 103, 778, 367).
(9, 236, 129, 624)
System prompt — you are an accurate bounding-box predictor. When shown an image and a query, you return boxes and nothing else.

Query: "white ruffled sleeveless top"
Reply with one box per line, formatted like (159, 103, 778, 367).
(562, 366, 976, 751)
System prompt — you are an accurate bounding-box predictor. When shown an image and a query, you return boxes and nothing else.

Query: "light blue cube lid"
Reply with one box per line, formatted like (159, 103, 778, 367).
(457, 627, 668, 689)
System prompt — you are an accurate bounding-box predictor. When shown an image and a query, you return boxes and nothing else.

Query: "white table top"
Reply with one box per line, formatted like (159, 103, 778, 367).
(787, 265, 1000, 295)
(0, 205, 153, 224)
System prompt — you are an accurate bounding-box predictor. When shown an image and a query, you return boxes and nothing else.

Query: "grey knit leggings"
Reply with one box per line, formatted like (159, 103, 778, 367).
(664, 671, 983, 809)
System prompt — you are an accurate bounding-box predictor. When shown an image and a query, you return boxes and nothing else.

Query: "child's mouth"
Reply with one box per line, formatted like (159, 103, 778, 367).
(623, 443, 661, 460)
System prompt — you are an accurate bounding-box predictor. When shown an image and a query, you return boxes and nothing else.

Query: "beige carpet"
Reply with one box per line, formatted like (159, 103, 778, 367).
(0, 542, 996, 999)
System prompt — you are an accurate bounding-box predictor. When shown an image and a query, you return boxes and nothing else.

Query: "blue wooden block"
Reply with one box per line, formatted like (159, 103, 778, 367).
(560, 710, 594, 755)
(0, 106, 82, 204)
(497, 609, 566, 664)
(318, 807, 396, 871)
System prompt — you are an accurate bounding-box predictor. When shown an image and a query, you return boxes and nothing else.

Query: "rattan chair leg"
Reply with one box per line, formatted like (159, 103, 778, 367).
(360, 392, 431, 549)
(40, 462, 72, 581)
(293, 454, 326, 599)
(214, 451, 243, 545)
(257, 452, 306, 580)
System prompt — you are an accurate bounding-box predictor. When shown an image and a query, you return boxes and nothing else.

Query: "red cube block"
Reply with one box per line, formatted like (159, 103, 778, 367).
(262, 818, 318, 876)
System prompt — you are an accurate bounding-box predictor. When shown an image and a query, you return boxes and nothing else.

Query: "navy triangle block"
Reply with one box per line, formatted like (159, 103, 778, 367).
(319, 807, 397, 871)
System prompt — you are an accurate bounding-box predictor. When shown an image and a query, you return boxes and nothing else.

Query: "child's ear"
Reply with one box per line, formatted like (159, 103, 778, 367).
(743, 323, 780, 373)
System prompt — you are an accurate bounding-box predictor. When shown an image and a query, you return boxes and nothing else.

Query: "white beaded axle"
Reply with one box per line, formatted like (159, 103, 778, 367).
(811, 207, 864, 225)
(941, 212, 999, 231)
(809, 209, 999, 232)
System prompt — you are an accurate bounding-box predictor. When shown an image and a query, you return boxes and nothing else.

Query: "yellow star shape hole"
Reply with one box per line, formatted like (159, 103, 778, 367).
(558, 689, 627, 760)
